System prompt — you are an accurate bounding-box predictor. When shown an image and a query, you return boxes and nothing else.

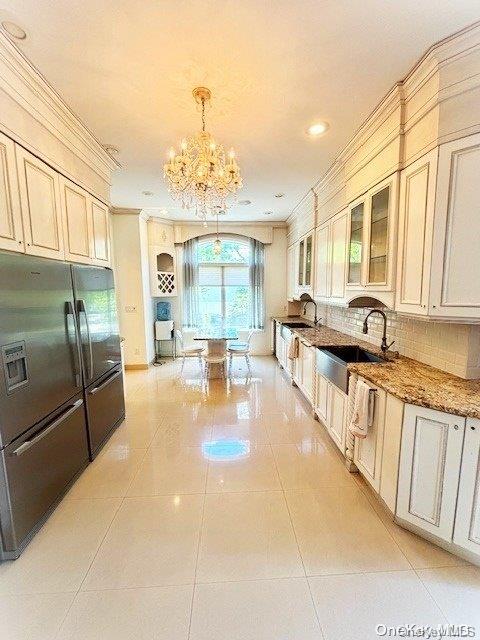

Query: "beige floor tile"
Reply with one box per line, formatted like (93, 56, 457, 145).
(206, 443, 281, 492)
(106, 415, 161, 449)
(58, 585, 193, 640)
(0, 499, 121, 595)
(82, 495, 204, 590)
(127, 446, 208, 496)
(309, 571, 447, 640)
(264, 413, 323, 445)
(272, 443, 354, 489)
(213, 402, 263, 425)
(151, 415, 213, 447)
(66, 447, 146, 499)
(189, 578, 323, 640)
(210, 420, 270, 444)
(354, 475, 469, 570)
(196, 492, 304, 582)
(417, 566, 480, 632)
(286, 486, 410, 575)
(0, 592, 75, 640)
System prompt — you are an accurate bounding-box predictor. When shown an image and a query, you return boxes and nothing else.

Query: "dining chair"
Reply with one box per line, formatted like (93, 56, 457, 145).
(175, 330, 204, 376)
(227, 329, 254, 376)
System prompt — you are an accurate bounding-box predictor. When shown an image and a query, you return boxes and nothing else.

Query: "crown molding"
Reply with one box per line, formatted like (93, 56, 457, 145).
(0, 32, 118, 185)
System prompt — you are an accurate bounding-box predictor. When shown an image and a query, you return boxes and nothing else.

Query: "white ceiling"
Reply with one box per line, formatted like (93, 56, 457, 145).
(1, 1, 479, 221)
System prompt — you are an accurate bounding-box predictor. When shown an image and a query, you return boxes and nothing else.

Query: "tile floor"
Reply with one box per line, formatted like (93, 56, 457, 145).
(0, 356, 479, 639)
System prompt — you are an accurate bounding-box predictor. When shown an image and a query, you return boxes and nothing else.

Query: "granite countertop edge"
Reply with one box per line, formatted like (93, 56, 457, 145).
(272, 316, 480, 420)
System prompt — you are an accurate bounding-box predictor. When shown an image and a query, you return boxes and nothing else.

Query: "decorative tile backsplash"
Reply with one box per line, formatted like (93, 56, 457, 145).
(313, 306, 480, 379)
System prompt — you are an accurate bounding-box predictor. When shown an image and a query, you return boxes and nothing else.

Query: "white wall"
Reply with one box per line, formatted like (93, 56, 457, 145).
(112, 212, 153, 367)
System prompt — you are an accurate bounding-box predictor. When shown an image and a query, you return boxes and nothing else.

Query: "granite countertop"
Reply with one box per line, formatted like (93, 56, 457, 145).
(273, 316, 480, 419)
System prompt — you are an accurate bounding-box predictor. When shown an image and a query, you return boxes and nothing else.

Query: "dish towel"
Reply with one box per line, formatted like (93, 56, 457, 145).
(287, 336, 299, 360)
(349, 379, 375, 439)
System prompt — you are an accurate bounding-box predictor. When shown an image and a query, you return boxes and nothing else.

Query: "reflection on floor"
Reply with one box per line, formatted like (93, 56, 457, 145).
(0, 356, 479, 639)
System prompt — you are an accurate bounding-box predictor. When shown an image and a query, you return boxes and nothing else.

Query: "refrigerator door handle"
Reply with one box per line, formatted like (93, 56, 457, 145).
(66, 300, 81, 387)
(77, 299, 94, 380)
(89, 369, 122, 395)
(11, 399, 84, 457)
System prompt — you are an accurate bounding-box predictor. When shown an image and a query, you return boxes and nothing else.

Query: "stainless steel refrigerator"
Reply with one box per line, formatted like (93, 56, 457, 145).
(0, 252, 125, 559)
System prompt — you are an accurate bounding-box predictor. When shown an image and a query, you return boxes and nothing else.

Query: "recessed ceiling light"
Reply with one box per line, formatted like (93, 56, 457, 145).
(1, 21, 27, 40)
(238, 199, 252, 206)
(142, 190, 154, 196)
(274, 193, 285, 199)
(102, 144, 120, 156)
(263, 211, 274, 216)
(306, 121, 329, 137)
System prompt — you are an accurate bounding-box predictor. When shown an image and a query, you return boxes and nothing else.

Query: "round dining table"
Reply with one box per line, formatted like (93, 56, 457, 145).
(193, 327, 239, 379)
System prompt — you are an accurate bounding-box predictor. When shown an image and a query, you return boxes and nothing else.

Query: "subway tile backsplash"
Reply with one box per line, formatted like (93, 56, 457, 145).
(317, 306, 480, 380)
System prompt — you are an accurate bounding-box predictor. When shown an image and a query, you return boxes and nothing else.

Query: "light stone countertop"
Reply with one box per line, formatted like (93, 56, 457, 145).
(273, 316, 480, 419)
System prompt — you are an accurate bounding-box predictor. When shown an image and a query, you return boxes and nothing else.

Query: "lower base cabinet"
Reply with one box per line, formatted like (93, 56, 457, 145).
(353, 384, 387, 492)
(453, 419, 480, 555)
(314, 372, 347, 454)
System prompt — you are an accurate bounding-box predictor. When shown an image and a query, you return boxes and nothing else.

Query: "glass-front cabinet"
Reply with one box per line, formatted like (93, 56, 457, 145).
(346, 173, 398, 302)
(295, 232, 314, 296)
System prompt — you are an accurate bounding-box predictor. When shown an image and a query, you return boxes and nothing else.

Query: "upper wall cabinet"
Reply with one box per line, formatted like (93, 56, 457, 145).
(60, 176, 92, 264)
(90, 199, 110, 265)
(313, 208, 347, 304)
(287, 245, 296, 300)
(0, 132, 23, 253)
(294, 231, 314, 298)
(396, 132, 480, 320)
(16, 146, 64, 260)
(346, 173, 399, 307)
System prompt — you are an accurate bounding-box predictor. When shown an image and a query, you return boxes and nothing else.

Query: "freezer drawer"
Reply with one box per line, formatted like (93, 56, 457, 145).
(85, 365, 125, 457)
(0, 394, 89, 557)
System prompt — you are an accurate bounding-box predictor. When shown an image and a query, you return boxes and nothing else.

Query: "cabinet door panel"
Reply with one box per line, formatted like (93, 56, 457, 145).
(61, 178, 92, 263)
(397, 404, 465, 542)
(304, 234, 313, 288)
(301, 343, 314, 401)
(431, 134, 480, 317)
(354, 384, 386, 492)
(17, 147, 63, 259)
(297, 240, 304, 287)
(91, 199, 110, 264)
(328, 385, 347, 453)
(287, 246, 295, 299)
(0, 133, 23, 252)
(396, 152, 437, 314)
(314, 225, 330, 298)
(330, 211, 347, 299)
(315, 374, 329, 424)
(347, 199, 365, 286)
(453, 419, 480, 556)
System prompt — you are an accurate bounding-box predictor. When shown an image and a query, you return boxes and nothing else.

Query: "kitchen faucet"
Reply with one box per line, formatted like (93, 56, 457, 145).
(303, 299, 319, 325)
(362, 309, 395, 353)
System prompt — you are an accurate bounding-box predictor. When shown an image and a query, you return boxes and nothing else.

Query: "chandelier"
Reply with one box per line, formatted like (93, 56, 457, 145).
(164, 87, 242, 221)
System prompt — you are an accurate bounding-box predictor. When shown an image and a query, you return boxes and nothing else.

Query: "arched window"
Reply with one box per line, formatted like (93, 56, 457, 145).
(197, 235, 252, 329)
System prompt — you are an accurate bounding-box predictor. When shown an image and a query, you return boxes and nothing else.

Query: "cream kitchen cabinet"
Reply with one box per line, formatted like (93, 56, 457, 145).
(295, 231, 314, 298)
(346, 173, 398, 307)
(295, 338, 315, 402)
(453, 418, 480, 556)
(396, 132, 480, 320)
(353, 381, 387, 492)
(60, 176, 92, 264)
(315, 372, 329, 424)
(287, 245, 296, 300)
(16, 146, 64, 260)
(313, 208, 347, 303)
(313, 371, 347, 454)
(90, 198, 111, 265)
(0, 132, 23, 253)
(396, 404, 465, 543)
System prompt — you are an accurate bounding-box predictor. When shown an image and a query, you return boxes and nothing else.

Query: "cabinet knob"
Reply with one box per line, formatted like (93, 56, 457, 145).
(471, 425, 476, 431)
(453, 424, 459, 430)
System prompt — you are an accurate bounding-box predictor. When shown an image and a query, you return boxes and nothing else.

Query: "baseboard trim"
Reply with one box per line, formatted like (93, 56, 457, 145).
(125, 363, 149, 370)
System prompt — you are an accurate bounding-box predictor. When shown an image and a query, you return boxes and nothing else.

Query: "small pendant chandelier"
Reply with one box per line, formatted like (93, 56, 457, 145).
(164, 87, 243, 222)
(213, 211, 222, 256)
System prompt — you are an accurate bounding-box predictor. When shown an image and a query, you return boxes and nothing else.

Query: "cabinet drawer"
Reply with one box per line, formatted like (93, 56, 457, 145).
(1, 395, 89, 553)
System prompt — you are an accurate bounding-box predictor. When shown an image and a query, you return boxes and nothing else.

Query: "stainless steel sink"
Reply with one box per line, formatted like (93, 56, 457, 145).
(316, 346, 383, 394)
(281, 322, 312, 329)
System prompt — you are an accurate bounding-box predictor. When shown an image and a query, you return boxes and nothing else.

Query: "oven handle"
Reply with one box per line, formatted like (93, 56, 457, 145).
(89, 369, 122, 395)
(11, 399, 84, 457)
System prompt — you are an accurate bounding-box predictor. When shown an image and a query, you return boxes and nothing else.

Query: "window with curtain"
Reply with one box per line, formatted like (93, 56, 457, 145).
(183, 235, 264, 330)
